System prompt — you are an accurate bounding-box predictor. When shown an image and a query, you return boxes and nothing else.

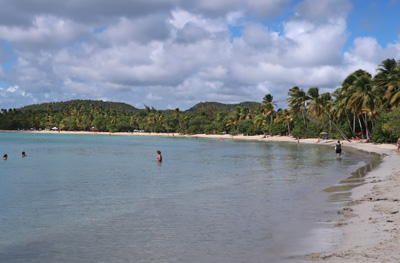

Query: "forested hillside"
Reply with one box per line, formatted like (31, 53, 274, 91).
(19, 100, 140, 113)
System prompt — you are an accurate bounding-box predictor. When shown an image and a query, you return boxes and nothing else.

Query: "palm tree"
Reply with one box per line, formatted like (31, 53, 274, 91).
(253, 115, 267, 135)
(335, 81, 356, 137)
(225, 117, 238, 132)
(262, 94, 278, 134)
(348, 72, 379, 117)
(174, 108, 183, 130)
(239, 107, 251, 120)
(345, 70, 381, 140)
(287, 86, 309, 127)
(274, 109, 293, 135)
(386, 67, 400, 108)
(373, 58, 399, 109)
(307, 87, 350, 141)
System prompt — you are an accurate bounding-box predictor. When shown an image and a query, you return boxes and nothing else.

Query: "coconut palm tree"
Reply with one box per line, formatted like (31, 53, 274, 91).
(253, 115, 267, 135)
(335, 76, 358, 137)
(386, 67, 400, 108)
(373, 58, 399, 109)
(307, 87, 350, 141)
(345, 70, 381, 140)
(239, 107, 251, 120)
(225, 117, 238, 132)
(274, 108, 293, 135)
(287, 86, 309, 127)
(262, 94, 278, 134)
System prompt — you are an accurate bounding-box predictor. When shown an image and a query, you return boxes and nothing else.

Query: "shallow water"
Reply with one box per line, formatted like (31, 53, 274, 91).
(0, 132, 380, 263)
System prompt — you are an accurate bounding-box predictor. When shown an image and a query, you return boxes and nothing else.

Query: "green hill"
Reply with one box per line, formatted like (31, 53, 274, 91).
(187, 101, 261, 112)
(18, 100, 140, 113)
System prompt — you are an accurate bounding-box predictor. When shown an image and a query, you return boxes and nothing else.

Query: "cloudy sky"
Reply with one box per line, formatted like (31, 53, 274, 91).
(0, 0, 400, 110)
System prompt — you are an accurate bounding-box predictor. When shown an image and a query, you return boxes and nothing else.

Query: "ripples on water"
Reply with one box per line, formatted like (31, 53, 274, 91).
(0, 133, 380, 263)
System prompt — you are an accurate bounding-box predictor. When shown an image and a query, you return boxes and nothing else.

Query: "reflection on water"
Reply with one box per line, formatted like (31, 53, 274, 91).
(323, 154, 381, 203)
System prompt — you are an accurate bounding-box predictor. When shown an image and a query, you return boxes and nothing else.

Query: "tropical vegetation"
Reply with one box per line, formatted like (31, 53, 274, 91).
(1, 59, 400, 143)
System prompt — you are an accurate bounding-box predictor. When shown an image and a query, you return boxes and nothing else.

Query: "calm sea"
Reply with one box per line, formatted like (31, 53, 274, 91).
(0, 132, 380, 263)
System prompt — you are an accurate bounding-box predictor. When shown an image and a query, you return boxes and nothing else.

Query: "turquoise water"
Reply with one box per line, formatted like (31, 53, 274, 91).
(0, 132, 379, 263)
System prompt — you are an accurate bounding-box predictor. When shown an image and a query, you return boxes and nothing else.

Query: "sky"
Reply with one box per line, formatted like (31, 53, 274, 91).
(0, 0, 400, 110)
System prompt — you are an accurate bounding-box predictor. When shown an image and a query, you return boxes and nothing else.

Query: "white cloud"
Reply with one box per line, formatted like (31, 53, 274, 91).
(7, 85, 19, 92)
(294, 0, 353, 22)
(0, 0, 400, 110)
(0, 15, 90, 51)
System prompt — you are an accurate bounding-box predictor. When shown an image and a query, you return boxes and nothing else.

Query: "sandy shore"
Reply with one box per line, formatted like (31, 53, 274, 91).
(2, 130, 400, 261)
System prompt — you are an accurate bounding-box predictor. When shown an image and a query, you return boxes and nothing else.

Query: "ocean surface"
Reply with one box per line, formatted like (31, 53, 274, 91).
(0, 132, 380, 263)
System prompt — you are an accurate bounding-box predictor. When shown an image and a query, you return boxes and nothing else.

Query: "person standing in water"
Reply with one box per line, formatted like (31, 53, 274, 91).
(157, 150, 162, 162)
(22, 151, 27, 157)
(3, 154, 7, 160)
(335, 140, 343, 158)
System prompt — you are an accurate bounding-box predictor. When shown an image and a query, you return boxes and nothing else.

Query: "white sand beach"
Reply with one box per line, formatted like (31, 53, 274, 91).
(3, 130, 400, 262)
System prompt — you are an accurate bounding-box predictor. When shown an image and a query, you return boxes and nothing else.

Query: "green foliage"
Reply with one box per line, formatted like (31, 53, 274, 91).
(187, 115, 210, 134)
(187, 101, 260, 112)
(237, 119, 255, 135)
(19, 100, 139, 114)
(93, 115, 107, 131)
(372, 110, 400, 143)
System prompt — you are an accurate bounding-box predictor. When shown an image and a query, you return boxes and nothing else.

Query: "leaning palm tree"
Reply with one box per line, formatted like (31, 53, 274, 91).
(307, 87, 350, 141)
(334, 83, 357, 137)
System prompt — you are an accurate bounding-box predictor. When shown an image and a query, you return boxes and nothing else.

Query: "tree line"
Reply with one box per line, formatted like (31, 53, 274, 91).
(1, 58, 400, 143)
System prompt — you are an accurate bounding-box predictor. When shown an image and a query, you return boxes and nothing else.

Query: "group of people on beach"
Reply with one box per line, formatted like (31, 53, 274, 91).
(3, 152, 26, 160)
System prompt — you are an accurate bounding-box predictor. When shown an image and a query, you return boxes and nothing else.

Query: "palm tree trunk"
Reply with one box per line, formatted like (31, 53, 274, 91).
(323, 110, 350, 142)
(362, 113, 371, 140)
(301, 110, 307, 128)
(270, 114, 273, 136)
(369, 107, 375, 130)
(357, 114, 364, 140)
(347, 115, 355, 137)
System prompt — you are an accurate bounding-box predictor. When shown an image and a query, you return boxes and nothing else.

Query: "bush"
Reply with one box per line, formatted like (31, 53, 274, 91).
(237, 119, 255, 135)
(372, 110, 399, 143)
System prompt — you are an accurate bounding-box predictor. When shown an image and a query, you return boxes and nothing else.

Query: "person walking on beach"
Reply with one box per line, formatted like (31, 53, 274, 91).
(397, 138, 400, 154)
(157, 150, 162, 162)
(335, 140, 343, 158)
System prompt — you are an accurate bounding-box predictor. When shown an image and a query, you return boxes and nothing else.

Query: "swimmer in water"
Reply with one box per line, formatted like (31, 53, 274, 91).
(157, 150, 162, 162)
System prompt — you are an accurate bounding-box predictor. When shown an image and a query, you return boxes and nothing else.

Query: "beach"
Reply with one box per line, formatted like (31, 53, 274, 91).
(2, 130, 399, 262)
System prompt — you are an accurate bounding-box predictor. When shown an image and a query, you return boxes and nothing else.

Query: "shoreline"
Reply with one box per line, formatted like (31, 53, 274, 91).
(2, 130, 399, 261)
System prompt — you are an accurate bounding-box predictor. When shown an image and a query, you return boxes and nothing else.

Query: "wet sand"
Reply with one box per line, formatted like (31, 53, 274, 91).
(3, 130, 400, 262)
